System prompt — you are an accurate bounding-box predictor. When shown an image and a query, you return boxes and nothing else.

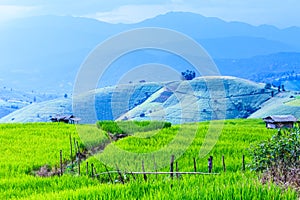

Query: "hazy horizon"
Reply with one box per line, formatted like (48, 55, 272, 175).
(0, 1, 299, 28)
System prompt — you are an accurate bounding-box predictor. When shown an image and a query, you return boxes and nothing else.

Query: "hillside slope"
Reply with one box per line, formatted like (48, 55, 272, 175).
(0, 76, 275, 124)
(0, 87, 58, 118)
(116, 76, 274, 123)
(248, 91, 300, 119)
(0, 98, 71, 123)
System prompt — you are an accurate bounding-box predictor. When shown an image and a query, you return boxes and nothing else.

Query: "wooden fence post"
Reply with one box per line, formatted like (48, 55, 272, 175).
(116, 164, 124, 184)
(153, 156, 158, 180)
(69, 134, 73, 167)
(104, 164, 113, 183)
(193, 157, 197, 172)
(91, 163, 94, 178)
(142, 160, 147, 182)
(170, 155, 175, 179)
(73, 138, 77, 154)
(222, 155, 226, 172)
(176, 161, 179, 178)
(86, 162, 89, 176)
(78, 156, 81, 176)
(76, 141, 80, 153)
(208, 156, 213, 173)
(93, 167, 97, 178)
(60, 150, 63, 176)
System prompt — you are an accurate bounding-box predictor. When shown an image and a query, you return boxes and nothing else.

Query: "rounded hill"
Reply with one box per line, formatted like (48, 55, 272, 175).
(0, 76, 276, 124)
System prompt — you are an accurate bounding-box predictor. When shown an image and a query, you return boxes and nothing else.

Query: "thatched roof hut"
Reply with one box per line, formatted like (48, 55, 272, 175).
(263, 115, 298, 129)
(50, 115, 81, 124)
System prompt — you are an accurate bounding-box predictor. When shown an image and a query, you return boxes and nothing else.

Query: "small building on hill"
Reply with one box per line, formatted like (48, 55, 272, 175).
(263, 115, 298, 129)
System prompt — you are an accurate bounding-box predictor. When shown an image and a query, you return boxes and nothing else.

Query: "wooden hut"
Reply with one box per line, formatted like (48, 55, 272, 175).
(263, 115, 298, 129)
(69, 116, 81, 124)
(50, 115, 81, 124)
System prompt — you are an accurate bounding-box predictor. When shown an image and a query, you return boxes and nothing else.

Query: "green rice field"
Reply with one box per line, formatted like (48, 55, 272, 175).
(0, 119, 298, 199)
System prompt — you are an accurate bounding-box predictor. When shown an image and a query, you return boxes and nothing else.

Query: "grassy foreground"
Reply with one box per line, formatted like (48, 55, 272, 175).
(0, 120, 298, 199)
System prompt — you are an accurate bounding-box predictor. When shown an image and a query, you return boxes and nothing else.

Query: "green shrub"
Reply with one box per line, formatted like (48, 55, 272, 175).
(249, 127, 300, 172)
(97, 120, 172, 135)
(249, 126, 300, 193)
(97, 121, 124, 134)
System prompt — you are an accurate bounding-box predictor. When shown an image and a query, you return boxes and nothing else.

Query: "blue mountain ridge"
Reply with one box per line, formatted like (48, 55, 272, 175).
(0, 12, 299, 92)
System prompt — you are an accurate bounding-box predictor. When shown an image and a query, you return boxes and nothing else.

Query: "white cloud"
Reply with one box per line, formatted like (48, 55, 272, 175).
(0, 5, 37, 22)
(193, 4, 300, 28)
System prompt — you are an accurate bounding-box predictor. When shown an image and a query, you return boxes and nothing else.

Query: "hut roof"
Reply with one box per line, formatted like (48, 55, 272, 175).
(263, 115, 298, 123)
(70, 117, 81, 122)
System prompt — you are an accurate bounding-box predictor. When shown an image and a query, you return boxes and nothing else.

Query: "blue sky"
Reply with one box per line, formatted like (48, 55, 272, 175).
(0, 0, 299, 28)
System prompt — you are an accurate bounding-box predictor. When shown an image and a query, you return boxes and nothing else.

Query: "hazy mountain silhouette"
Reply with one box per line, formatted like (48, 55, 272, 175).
(0, 12, 299, 92)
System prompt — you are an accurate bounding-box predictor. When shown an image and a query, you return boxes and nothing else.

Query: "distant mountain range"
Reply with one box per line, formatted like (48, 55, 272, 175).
(216, 52, 300, 85)
(0, 12, 300, 92)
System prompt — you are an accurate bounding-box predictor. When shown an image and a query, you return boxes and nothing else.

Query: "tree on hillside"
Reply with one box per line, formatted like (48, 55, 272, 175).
(181, 70, 196, 80)
(264, 83, 272, 89)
